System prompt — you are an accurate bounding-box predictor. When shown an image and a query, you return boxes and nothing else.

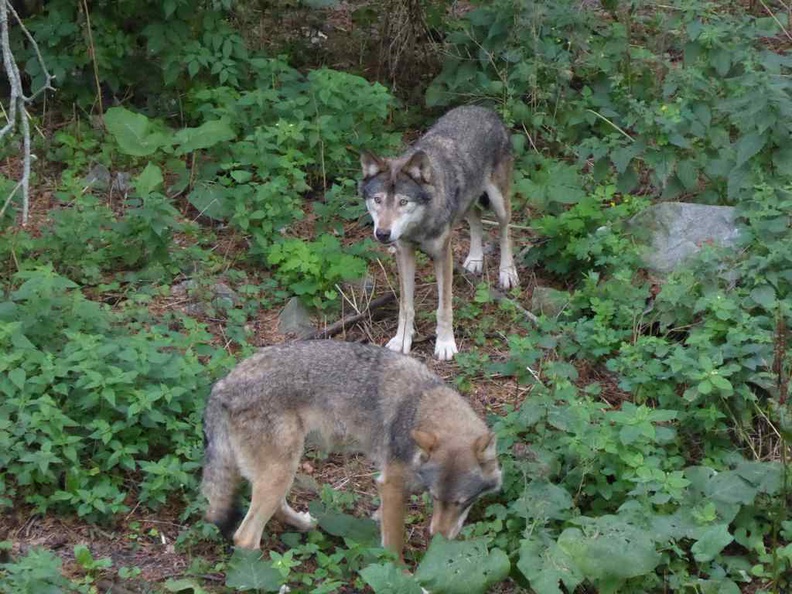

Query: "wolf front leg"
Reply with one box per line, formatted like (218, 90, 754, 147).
(386, 241, 416, 355)
(377, 462, 407, 563)
(434, 239, 458, 360)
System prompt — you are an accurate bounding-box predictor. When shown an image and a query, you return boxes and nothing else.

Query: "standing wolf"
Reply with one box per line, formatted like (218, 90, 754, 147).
(201, 341, 501, 561)
(360, 106, 519, 360)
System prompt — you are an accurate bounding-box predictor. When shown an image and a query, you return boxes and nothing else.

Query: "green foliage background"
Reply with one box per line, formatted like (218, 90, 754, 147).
(1, 0, 790, 592)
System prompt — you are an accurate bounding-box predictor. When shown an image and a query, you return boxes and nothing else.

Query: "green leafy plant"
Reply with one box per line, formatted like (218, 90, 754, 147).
(267, 235, 370, 309)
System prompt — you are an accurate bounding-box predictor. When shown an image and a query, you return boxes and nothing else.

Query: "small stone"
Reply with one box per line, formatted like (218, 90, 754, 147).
(278, 297, 315, 338)
(112, 172, 132, 194)
(531, 286, 571, 317)
(84, 164, 111, 191)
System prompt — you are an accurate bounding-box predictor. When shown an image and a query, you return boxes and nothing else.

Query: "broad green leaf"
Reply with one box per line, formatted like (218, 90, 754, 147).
(188, 181, 234, 220)
(677, 160, 698, 190)
(611, 143, 643, 174)
(735, 461, 783, 495)
(105, 106, 170, 156)
(174, 119, 236, 155)
(360, 563, 423, 594)
(225, 549, 283, 592)
(164, 578, 210, 593)
(518, 536, 582, 594)
(558, 520, 661, 581)
(710, 49, 731, 76)
(699, 579, 741, 594)
(650, 509, 699, 540)
(415, 537, 510, 594)
(749, 286, 776, 309)
(706, 471, 758, 505)
(135, 163, 164, 197)
(734, 132, 767, 167)
(709, 374, 733, 393)
(691, 524, 733, 562)
(8, 367, 25, 390)
(230, 170, 254, 183)
(514, 480, 573, 522)
(308, 502, 379, 545)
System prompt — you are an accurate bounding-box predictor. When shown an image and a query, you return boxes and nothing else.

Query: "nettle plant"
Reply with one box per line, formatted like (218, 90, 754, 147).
(12, 0, 246, 107)
(487, 179, 792, 592)
(427, 0, 791, 202)
(0, 265, 235, 520)
(101, 58, 401, 307)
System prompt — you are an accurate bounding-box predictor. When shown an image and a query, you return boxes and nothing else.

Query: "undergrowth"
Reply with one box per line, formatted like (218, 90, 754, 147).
(1, 0, 790, 592)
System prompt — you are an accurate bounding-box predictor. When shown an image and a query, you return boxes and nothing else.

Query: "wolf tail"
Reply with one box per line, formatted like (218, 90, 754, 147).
(201, 390, 242, 539)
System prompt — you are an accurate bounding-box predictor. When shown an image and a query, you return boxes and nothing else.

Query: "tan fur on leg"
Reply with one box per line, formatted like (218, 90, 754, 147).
(378, 462, 407, 563)
(387, 242, 417, 355)
(275, 499, 316, 532)
(233, 469, 294, 549)
(488, 157, 519, 290)
(434, 240, 457, 360)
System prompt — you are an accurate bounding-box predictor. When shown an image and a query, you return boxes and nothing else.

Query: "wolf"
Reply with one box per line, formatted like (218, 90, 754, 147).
(201, 340, 501, 561)
(360, 105, 520, 361)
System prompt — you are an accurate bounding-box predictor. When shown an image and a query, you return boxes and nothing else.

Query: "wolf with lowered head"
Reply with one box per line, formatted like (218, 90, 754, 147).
(360, 105, 520, 360)
(201, 340, 501, 561)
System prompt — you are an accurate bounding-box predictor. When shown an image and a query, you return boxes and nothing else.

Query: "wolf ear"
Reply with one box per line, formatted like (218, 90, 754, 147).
(402, 151, 432, 185)
(411, 429, 438, 461)
(474, 432, 497, 463)
(361, 152, 385, 179)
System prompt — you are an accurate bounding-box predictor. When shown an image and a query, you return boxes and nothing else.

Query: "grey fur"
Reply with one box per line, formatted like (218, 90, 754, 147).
(360, 105, 520, 360)
(360, 105, 510, 256)
(201, 340, 500, 549)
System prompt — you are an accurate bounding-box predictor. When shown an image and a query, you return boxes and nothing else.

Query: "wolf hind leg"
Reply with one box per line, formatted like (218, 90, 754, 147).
(275, 499, 317, 532)
(487, 157, 519, 290)
(233, 428, 304, 549)
(463, 207, 484, 275)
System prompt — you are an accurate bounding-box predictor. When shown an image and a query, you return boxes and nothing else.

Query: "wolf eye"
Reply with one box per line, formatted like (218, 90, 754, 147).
(373, 196, 382, 204)
(399, 199, 408, 207)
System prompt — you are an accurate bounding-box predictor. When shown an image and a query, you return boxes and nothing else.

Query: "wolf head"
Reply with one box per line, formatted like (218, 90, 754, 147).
(359, 151, 435, 244)
(411, 429, 502, 539)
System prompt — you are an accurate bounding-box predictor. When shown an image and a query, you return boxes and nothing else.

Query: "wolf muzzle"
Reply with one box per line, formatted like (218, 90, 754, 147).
(375, 228, 392, 243)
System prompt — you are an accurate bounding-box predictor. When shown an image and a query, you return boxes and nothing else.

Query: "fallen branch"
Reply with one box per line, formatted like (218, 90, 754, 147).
(0, 0, 56, 224)
(309, 293, 396, 340)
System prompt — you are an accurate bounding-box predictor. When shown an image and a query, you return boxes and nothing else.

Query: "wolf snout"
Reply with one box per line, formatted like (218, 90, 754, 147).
(375, 228, 392, 243)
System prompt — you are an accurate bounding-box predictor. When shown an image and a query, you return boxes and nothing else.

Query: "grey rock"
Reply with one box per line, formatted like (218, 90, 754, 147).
(211, 282, 239, 310)
(112, 172, 132, 194)
(630, 202, 741, 274)
(171, 279, 196, 297)
(342, 274, 375, 298)
(531, 286, 571, 317)
(171, 280, 239, 315)
(278, 297, 315, 338)
(84, 164, 112, 191)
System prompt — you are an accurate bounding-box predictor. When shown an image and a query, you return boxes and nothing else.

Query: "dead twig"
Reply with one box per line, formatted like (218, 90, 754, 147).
(309, 293, 396, 340)
(0, 0, 56, 225)
(456, 262, 539, 326)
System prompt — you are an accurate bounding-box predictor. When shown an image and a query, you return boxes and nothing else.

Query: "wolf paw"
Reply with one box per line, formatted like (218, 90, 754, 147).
(434, 336, 458, 361)
(291, 511, 317, 532)
(463, 255, 483, 275)
(499, 267, 520, 290)
(386, 334, 413, 355)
